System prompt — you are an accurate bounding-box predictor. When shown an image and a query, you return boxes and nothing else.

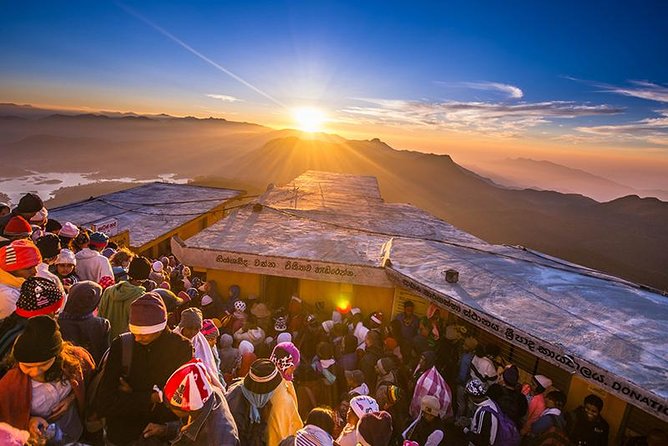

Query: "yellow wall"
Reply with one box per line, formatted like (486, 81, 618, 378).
(297, 279, 394, 316)
(566, 376, 626, 443)
(205, 269, 261, 299)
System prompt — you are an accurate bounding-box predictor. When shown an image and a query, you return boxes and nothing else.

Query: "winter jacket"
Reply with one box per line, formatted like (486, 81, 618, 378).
(487, 383, 528, 429)
(98, 281, 145, 340)
(266, 380, 303, 446)
(58, 292, 111, 365)
(404, 415, 446, 446)
(75, 248, 113, 282)
(0, 346, 95, 431)
(467, 398, 500, 446)
(358, 345, 383, 390)
(96, 329, 193, 445)
(166, 391, 239, 446)
(0, 268, 23, 321)
(225, 380, 273, 446)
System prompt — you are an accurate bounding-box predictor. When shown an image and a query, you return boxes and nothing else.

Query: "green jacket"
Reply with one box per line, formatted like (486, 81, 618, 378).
(99, 281, 145, 340)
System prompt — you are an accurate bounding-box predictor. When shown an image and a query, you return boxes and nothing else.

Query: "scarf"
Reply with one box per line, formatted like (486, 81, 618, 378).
(0, 268, 24, 288)
(240, 386, 276, 424)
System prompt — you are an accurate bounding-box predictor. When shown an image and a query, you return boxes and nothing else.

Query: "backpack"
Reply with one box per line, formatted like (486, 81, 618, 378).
(480, 405, 521, 446)
(532, 415, 573, 446)
(85, 333, 134, 431)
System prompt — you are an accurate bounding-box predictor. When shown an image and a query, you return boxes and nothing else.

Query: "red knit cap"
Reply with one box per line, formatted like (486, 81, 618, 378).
(164, 359, 213, 411)
(0, 239, 42, 272)
(3, 216, 32, 238)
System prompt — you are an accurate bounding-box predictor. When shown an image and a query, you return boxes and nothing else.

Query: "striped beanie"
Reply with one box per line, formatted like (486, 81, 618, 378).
(164, 359, 213, 411)
(129, 292, 167, 334)
(0, 239, 42, 272)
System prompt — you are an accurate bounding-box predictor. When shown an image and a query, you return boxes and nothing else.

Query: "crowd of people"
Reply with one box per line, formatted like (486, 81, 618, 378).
(0, 194, 666, 446)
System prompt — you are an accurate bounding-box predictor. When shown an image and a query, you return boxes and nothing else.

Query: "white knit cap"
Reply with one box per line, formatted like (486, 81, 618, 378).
(534, 375, 553, 390)
(201, 295, 213, 306)
(55, 248, 76, 266)
(152, 261, 164, 272)
(349, 395, 379, 418)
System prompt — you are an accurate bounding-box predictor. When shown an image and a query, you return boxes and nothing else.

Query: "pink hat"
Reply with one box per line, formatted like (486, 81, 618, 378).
(164, 359, 213, 411)
(201, 319, 219, 339)
(59, 222, 79, 239)
(129, 292, 167, 334)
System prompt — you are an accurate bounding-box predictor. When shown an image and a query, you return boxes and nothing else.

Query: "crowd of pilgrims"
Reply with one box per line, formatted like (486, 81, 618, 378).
(0, 193, 664, 446)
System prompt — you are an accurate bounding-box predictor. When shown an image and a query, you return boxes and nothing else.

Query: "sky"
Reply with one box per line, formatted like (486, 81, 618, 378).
(1, 1, 667, 187)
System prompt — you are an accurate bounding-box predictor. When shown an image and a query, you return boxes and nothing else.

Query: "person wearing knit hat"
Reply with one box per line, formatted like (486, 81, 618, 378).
(344, 369, 369, 397)
(34, 234, 65, 296)
(150, 359, 238, 444)
(374, 357, 398, 392)
(52, 248, 78, 291)
(356, 411, 393, 446)
(58, 221, 79, 238)
(57, 280, 110, 364)
(88, 232, 109, 251)
(149, 260, 166, 285)
(0, 315, 95, 441)
(45, 218, 62, 235)
(16, 276, 64, 318)
(0, 239, 42, 320)
(278, 406, 336, 446)
(176, 307, 225, 392)
(270, 341, 301, 382)
(95, 293, 193, 445)
(98, 256, 150, 339)
(2, 216, 32, 241)
(521, 374, 554, 435)
(75, 231, 113, 283)
(402, 395, 445, 446)
(29, 207, 48, 228)
(218, 333, 240, 384)
(225, 358, 286, 444)
(0, 193, 44, 238)
(463, 378, 509, 445)
(369, 311, 384, 328)
(337, 395, 380, 446)
(487, 364, 528, 430)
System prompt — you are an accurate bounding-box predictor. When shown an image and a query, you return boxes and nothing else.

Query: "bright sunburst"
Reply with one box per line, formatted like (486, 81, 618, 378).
(292, 107, 327, 133)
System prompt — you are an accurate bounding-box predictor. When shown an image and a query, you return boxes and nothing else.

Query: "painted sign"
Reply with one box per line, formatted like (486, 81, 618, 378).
(385, 268, 668, 422)
(171, 237, 393, 288)
(92, 218, 118, 236)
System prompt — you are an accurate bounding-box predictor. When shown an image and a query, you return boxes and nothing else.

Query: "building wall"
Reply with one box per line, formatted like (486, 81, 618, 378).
(135, 204, 229, 258)
(566, 376, 626, 444)
(206, 269, 261, 299)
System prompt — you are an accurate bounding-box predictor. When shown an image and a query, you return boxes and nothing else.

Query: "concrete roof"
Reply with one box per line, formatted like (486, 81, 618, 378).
(175, 170, 668, 419)
(50, 182, 243, 248)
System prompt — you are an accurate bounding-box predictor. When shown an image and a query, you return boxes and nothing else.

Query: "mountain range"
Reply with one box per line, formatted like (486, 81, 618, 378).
(1, 103, 667, 291)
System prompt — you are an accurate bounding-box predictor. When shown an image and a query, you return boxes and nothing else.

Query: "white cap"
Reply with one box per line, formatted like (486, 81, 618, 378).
(30, 207, 48, 223)
(55, 248, 76, 266)
(201, 295, 213, 306)
(349, 395, 379, 418)
(152, 261, 164, 272)
(351, 307, 361, 316)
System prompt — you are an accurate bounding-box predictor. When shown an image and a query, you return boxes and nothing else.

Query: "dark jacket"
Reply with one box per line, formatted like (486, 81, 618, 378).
(167, 391, 239, 446)
(225, 380, 272, 446)
(358, 345, 383, 390)
(406, 416, 446, 446)
(97, 329, 193, 445)
(487, 383, 528, 429)
(567, 406, 609, 446)
(58, 292, 111, 365)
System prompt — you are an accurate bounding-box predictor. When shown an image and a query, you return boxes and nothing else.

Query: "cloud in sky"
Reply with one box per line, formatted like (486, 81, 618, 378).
(575, 109, 668, 146)
(206, 93, 242, 102)
(341, 98, 623, 137)
(566, 77, 668, 103)
(459, 81, 524, 99)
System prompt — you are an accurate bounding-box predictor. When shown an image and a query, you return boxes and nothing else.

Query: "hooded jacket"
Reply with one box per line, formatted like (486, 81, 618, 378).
(58, 282, 110, 365)
(98, 281, 145, 340)
(0, 268, 23, 321)
(74, 248, 113, 283)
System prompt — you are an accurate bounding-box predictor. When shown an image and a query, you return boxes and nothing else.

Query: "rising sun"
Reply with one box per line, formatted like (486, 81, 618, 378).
(292, 107, 327, 133)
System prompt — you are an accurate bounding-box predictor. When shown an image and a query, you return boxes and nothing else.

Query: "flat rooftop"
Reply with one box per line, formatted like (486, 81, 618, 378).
(50, 182, 243, 248)
(175, 171, 668, 418)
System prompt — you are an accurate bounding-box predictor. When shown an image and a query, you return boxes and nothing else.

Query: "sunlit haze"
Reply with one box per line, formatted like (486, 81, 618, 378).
(1, 1, 667, 190)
